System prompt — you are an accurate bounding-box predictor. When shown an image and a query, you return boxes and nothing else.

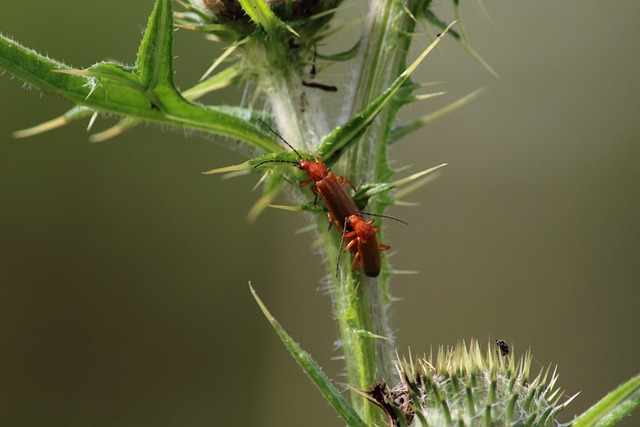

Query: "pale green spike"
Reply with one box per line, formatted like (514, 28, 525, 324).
(393, 163, 448, 188)
(184, 63, 242, 99)
(199, 39, 246, 82)
(474, 340, 484, 369)
(86, 111, 99, 132)
(247, 185, 282, 223)
(202, 161, 253, 174)
(558, 392, 580, 409)
(388, 269, 419, 275)
(354, 329, 390, 340)
(267, 204, 303, 212)
(546, 387, 561, 404)
(89, 117, 137, 143)
(452, 2, 499, 77)
(414, 91, 446, 101)
(391, 88, 485, 143)
(13, 106, 94, 138)
(394, 200, 420, 207)
(542, 364, 553, 386)
(309, 4, 346, 21)
(522, 349, 533, 383)
(394, 164, 448, 200)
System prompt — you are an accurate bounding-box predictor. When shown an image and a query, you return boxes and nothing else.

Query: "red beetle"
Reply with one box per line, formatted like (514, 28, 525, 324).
(294, 156, 357, 231)
(255, 121, 357, 232)
(343, 214, 390, 277)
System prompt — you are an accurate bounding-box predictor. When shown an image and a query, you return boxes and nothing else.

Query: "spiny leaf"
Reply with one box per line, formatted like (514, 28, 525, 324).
(136, 0, 175, 91)
(572, 373, 640, 427)
(249, 284, 367, 427)
(0, 34, 78, 94)
(90, 66, 245, 142)
(1, 0, 281, 153)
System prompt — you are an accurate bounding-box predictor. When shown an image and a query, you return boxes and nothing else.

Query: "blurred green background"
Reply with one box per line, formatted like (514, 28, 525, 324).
(1, 1, 638, 426)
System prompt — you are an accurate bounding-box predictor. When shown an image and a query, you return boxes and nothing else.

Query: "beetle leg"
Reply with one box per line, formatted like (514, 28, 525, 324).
(344, 235, 357, 252)
(351, 250, 361, 272)
(337, 176, 357, 192)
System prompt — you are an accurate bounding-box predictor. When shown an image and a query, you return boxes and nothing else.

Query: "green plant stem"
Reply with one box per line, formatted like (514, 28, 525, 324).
(326, 1, 423, 422)
(345, 0, 421, 180)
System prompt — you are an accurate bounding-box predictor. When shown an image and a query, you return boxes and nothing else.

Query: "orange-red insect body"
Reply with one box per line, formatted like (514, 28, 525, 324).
(255, 120, 388, 277)
(295, 158, 357, 232)
(343, 214, 390, 277)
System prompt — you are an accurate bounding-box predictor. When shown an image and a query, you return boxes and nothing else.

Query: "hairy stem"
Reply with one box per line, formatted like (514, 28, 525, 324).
(325, 1, 424, 422)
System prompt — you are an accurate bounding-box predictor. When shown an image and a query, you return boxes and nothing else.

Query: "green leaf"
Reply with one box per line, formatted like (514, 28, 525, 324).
(136, 0, 174, 92)
(572, 374, 640, 427)
(0, 0, 281, 153)
(250, 284, 367, 427)
(0, 34, 74, 93)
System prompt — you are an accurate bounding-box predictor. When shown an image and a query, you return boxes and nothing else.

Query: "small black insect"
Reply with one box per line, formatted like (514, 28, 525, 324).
(496, 339, 510, 357)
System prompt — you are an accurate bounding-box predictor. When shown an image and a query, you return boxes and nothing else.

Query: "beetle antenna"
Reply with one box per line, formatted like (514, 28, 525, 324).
(257, 118, 302, 159)
(357, 211, 409, 225)
(253, 159, 297, 168)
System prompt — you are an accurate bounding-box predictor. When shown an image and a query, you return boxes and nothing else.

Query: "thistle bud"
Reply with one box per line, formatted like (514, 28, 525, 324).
(366, 340, 577, 427)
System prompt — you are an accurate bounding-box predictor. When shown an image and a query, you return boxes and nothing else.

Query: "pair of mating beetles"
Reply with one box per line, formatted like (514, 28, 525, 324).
(256, 124, 390, 277)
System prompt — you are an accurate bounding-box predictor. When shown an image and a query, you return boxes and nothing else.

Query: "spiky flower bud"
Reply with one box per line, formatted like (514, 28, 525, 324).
(364, 340, 577, 427)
